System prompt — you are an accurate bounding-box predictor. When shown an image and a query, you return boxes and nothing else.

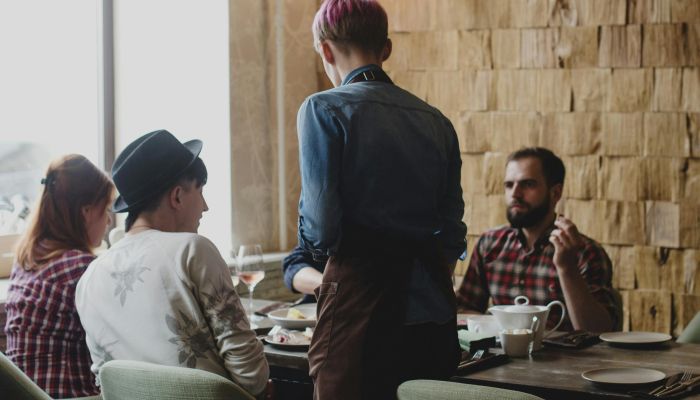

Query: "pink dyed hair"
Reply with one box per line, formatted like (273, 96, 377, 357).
(312, 0, 388, 56)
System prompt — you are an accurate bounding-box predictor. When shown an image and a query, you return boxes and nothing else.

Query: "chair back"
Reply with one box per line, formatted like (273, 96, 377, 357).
(678, 311, 700, 344)
(0, 351, 52, 400)
(99, 360, 255, 400)
(397, 380, 544, 400)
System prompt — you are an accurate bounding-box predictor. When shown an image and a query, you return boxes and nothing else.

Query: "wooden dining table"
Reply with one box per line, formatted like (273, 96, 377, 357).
(253, 300, 700, 400)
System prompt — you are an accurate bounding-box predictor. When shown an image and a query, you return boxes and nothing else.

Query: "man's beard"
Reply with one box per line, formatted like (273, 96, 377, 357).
(506, 197, 551, 228)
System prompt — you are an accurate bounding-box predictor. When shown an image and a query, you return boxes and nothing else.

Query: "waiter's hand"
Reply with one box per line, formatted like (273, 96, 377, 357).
(549, 215, 584, 273)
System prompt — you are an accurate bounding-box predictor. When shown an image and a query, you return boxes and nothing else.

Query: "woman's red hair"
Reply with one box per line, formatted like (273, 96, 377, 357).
(15, 154, 114, 270)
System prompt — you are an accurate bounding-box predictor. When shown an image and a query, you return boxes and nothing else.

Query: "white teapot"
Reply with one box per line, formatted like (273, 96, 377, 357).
(489, 295, 566, 350)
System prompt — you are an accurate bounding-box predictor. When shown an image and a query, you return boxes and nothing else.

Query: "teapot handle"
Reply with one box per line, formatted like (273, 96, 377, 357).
(514, 295, 529, 306)
(543, 300, 566, 338)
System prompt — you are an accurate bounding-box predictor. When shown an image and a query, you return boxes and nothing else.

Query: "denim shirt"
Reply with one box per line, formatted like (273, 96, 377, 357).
(297, 65, 467, 264)
(296, 64, 467, 324)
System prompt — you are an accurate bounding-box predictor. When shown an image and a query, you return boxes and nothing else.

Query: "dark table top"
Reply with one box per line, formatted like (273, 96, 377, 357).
(253, 300, 700, 399)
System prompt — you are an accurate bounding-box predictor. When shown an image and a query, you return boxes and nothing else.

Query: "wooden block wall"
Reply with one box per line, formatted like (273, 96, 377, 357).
(381, 0, 700, 335)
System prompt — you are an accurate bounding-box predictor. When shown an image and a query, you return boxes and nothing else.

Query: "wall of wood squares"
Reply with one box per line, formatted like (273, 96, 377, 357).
(231, 0, 700, 334)
(377, 0, 700, 335)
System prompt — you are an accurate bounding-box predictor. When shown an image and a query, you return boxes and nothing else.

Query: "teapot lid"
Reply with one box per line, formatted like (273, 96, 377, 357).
(503, 295, 543, 313)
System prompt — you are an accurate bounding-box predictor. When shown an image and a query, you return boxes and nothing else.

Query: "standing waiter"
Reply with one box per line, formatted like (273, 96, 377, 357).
(296, 1, 467, 399)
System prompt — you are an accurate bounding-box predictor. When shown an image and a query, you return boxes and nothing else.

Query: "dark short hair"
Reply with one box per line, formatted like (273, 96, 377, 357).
(312, 0, 388, 57)
(506, 147, 565, 187)
(125, 157, 208, 231)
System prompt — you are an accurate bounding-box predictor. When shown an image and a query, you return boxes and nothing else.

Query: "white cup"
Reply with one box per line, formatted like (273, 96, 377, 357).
(466, 315, 501, 337)
(500, 328, 534, 357)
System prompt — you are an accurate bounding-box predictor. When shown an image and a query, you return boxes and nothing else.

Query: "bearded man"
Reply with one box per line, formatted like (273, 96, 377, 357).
(456, 147, 618, 332)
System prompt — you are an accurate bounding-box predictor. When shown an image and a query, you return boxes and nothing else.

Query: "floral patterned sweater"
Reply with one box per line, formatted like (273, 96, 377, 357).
(75, 230, 269, 396)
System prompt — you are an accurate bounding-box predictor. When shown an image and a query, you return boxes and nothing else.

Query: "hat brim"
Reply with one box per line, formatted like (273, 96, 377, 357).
(112, 139, 203, 213)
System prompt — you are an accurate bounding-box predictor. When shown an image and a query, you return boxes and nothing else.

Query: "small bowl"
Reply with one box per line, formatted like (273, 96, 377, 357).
(267, 304, 317, 330)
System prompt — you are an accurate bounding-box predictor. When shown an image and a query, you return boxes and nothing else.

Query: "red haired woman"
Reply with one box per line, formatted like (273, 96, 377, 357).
(4, 155, 113, 399)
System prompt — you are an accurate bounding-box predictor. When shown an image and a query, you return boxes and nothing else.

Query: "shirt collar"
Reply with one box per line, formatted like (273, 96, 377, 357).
(342, 64, 383, 86)
(513, 223, 556, 251)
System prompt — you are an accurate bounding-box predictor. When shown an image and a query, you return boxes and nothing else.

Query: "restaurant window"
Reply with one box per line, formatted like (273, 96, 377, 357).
(0, 0, 232, 258)
(0, 0, 100, 235)
(112, 0, 232, 255)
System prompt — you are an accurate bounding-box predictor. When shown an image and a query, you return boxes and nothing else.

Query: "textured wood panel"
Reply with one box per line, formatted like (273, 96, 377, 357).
(562, 156, 598, 200)
(599, 157, 641, 201)
(427, 71, 463, 113)
(521, 28, 558, 68)
(609, 69, 652, 112)
(627, 0, 672, 24)
(653, 68, 683, 111)
(462, 70, 493, 111)
(540, 112, 601, 155)
(640, 157, 685, 202)
(603, 201, 645, 245)
(572, 69, 611, 111)
(563, 199, 605, 241)
(492, 29, 521, 68)
(691, 113, 700, 157)
(484, 152, 508, 195)
(461, 154, 486, 195)
(642, 24, 688, 67)
(686, 159, 700, 201)
(557, 26, 598, 68)
(410, 31, 460, 71)
(537, 69, 572, 112)
(459, 30, 492, 69)
(670, 0, 700, 22)
(646, 201, 681, 248)
(602, 113, 643, 156)
(629, 290, 673, 333)
(493, 69, 538, 111)
(599, 25, 642, 68)
(683, 250, 700, 295)
(459, 112, 492, 153)
(491, 112, 541, 152)
(643, 112, 690, 157)
(683, 68, 700, 111)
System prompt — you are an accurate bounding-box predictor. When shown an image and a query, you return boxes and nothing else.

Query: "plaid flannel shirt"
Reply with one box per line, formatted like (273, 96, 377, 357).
(4, 250, 99, 398)
(456, 225, 618, 331)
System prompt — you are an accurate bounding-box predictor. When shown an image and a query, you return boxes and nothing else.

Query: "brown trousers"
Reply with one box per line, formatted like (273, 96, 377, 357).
(308, 228, 460, 400)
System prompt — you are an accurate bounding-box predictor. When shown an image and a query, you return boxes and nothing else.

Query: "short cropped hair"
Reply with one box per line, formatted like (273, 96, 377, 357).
(312, 0, 388, 57)
(507, 147, 566, 187)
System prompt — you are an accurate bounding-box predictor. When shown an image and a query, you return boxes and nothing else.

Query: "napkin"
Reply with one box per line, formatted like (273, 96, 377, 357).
(542, 330, 600, 349)
(458, 329, 496, 353)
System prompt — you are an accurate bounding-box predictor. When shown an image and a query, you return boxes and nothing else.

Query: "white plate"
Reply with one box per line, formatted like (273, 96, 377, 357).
(263, 331, 311, 351)
(582, 367, 666, 386)
(599, 331, 672, 345)
(267, 304, 316, 329)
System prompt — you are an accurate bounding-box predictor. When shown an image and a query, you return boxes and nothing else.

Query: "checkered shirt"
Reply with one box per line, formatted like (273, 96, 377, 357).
(4, 250, 99, 398)
(456, 225, 618, 331)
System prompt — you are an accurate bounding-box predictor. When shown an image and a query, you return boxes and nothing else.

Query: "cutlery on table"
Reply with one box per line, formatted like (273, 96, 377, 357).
(655, 374, 700, 397)
(649, 372, 685, 396)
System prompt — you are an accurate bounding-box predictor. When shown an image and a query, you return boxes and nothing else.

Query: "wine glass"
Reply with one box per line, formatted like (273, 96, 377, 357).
(236, 244, 265, 325)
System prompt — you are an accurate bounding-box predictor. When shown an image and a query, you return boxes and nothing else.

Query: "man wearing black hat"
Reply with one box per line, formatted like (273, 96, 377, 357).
(76, 130, 269, 397)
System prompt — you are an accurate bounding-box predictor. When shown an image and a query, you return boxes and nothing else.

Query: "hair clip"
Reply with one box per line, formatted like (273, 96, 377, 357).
(41, 176, 55, 186)
(40, 178, 47, 185)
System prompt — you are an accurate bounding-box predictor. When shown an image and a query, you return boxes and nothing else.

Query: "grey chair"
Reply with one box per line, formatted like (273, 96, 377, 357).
(0, 351, 100, 400)
(677, 311, 700, 344)
(397, 380, 545, 400)
(99, 360, 255, 400)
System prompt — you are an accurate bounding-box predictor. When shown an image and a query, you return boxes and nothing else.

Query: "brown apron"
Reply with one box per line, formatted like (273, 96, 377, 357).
(308, 225, 460, 400)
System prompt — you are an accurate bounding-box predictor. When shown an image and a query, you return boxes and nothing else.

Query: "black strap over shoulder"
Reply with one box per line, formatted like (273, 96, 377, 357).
(346, 68, 393, 85)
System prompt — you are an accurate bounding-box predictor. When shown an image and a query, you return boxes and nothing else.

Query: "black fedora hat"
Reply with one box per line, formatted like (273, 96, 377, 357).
(111, 129, 202, 213)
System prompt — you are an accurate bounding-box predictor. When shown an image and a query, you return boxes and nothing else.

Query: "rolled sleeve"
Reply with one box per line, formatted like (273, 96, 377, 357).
(282, 245, 324, 293)
(297, 97, 344, 259)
